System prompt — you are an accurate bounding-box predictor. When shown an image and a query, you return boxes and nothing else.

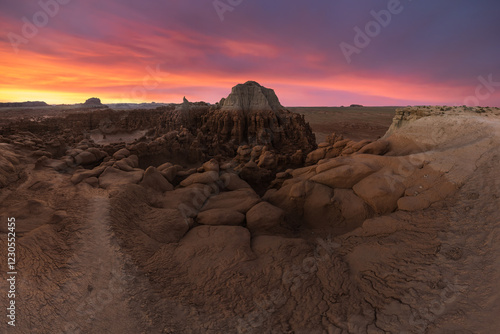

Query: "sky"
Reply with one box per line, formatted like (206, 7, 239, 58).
(1, 0, 499, 106)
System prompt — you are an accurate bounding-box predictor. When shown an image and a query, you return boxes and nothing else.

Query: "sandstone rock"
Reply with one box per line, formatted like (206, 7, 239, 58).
(202, 159, 220, 173)
(113, 148, 131, 159)
(31, 150, 52, 158)
(99, 167, 144, 189)
(356, 139, 391, 155)
(74, 151, 98, 165)
(221, 81, 284, 113)
(302, 182, 339, 229)
(113, 159, 134, 171)
(257, 151, 277, 169)
(180, 171, 219, 187)
(197, 209, 245, 226)
(290, 150, 305, 165)
(332, 189, 371, 226)
(87, 148, 108, 160)
(246, 202, 285, 232)
(163, 184, 215, 220)
(157, 162, 173, 171)
(349, 139, 372, 152)
(310, 163, 375, 189)
(127, 155, 139, 168)
(0, 145, 20, 187)
(66, 148, 83, 157)
(140, 167, 173, 192)
(83, 97, 102, 105)
(36, 157, 68, 171)
(83, 177, 99, 187)
(0, 199, 55, 234)
(398, 180, 457, 211)
(219, 172, 251, 191)
(161, 166, 180, 183)
(200, 188, 261, 214)
(353, 170, 406, 214)
(306, 148, 326, 165)
(71, 166, 107, 184)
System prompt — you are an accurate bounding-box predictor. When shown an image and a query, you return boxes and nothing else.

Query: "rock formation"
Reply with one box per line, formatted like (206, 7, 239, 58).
(83, 97, 103, 105)
(1, 94, 500, 333)
(0, 101, 48, 108)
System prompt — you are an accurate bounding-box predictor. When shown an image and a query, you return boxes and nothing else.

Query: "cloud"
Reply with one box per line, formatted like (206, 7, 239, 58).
(0, 0, 499, 106)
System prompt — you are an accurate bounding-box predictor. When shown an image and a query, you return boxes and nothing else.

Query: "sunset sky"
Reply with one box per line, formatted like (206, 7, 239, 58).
(1, 0, 499, 106)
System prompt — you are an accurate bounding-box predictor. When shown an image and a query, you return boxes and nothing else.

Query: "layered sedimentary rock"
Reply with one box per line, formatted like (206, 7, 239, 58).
(83, 97, 103, 106)
(2, 94, 500, 333)
(1, 82, 316, 171)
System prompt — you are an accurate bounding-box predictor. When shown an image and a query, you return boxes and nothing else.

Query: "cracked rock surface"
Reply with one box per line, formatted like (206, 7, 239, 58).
(0, 106, 499, 333)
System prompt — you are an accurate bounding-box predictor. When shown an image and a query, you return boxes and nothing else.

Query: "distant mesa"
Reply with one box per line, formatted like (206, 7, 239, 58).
(83, 97, 103, 106)
(0, 101, 48, 108)
(350, 104, 364, 107)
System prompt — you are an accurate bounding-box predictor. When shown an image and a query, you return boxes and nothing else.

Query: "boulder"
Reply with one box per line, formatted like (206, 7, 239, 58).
(87, 148, 108, 160)
(201, 188, 261, 214)
(180, 171, 219, 187)
(74, 151, 98, 165)
(246, 202, 285, 231)
(310, 163, 375, 189)
(113, 148, 131, 159)
(157, 162, 173, 171)
(306, 148, 326, 165)
(356, 139, 391, 155)
(71, 166, 107, 184)
(220, 172, 251, 191)
(98, 167, 144, 189)
(257, 151, 277, 169)
(140, 166, 173, 192)
(353, 170, 406, 214)
(83, 177, 99, 187)
(113, 159, 134, 171)
(202, 159, 220, 173)
(163, 184, 214, 216)
(197, 209, 245, 226)
(161, 165, 181, 183)
(332, 189, 371, 225)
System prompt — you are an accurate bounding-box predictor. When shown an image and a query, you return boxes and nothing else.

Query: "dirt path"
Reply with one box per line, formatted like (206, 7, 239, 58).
(53, 194, 150, 334)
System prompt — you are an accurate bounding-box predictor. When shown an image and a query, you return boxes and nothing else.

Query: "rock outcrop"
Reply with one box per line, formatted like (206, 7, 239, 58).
(83, 97, 103, 106)
(0, 101, 48, 108)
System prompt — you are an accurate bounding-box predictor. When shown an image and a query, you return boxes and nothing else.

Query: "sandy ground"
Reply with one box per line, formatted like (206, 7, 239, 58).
(289, 107, 397, 143)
